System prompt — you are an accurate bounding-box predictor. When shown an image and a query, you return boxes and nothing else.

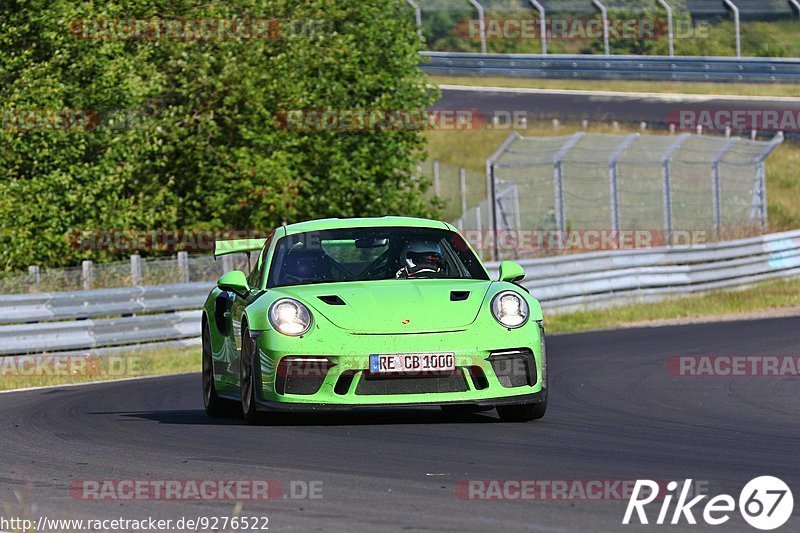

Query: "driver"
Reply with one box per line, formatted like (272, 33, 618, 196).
(395, 240, 444, 278)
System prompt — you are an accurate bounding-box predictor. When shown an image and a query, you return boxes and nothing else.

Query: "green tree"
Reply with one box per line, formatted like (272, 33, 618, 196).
(0, 0, 438, 270)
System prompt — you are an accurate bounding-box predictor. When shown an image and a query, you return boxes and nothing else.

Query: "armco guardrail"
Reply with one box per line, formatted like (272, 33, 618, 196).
(421, 52, 800, 83)
(0, 282, 212, 325)
(486, 230, 800, 313)
(2, 230, 800, 355)
(0, 283, 211, 356)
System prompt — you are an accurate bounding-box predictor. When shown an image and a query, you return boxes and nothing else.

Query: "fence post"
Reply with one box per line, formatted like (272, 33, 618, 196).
(433, 160, 440, 197)
(177, 251, 189, 283)
(130, 254, 142, 286)
(608, 134, 639, 232)
(82, 260, 93, 290)
(486, 132, 523, 261)
(722, 0, 741, 58)
(28, 265, 40, 291)
(459, 168, 468, 218)
(656, 0, 675, 57)
(222, 254, 234, 274)
(467, 0, 487, 54)
(791, 0, 800, 20)
(660, 134, 691, 245)
(553, 132, 586, 234)
(591, 0, 610, 55)
(405, 0, 422, 37)
(753, 132, 785, 228)
(528, 0, 547, 54)
(711, 138, 740, 235)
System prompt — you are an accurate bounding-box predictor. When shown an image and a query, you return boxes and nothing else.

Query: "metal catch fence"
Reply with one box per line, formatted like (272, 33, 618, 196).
(485, 130, 783, 259)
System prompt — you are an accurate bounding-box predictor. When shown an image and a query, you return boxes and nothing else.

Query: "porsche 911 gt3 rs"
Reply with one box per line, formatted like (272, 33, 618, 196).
(202, 217, 547, 423)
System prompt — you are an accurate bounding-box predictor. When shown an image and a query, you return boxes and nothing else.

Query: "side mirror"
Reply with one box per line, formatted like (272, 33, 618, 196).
(498, 261, 525, 283)
(217, 270, 249, 296)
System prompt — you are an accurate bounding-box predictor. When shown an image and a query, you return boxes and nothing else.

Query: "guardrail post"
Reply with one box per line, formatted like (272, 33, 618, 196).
(82, 260, 93, 290)
(177, 251, 189, 283)
(130, 254, 142, 286)
(433, 160, 440, 197)
(608, 134, 639, 232)
(591, 0, 610, 55)
(722, 0, 741, 58)
(656, 0, 675, 57)
(711, 138, 740, 235)
(28, 265, 40, 291)
(467, 0, 487, 54)
(661, 133, 691, 245)
(528, 0, 547, 54)
(486, 132, 523, 261)
(553, 133, 586, 235)
(405, 0, 423, 38)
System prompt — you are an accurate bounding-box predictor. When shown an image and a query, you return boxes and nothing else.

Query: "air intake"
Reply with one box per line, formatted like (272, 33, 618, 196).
(317, 295, 346, 306)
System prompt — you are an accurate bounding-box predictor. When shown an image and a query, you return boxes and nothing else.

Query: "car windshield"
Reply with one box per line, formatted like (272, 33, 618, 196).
(267, 227, 488, 288)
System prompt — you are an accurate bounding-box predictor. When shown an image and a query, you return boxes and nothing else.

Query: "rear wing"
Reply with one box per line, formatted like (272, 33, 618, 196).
(214, 238, 267, 258)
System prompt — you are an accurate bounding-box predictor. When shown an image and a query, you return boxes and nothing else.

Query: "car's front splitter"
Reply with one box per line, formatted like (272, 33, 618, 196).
(242, 390, 546, 412)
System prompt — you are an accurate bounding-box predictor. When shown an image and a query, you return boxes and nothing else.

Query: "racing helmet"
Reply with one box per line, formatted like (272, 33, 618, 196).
(401, 240, 444, 275)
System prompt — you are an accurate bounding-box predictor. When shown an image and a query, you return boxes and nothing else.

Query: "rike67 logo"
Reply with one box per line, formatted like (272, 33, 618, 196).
(624, 477, 793, 530)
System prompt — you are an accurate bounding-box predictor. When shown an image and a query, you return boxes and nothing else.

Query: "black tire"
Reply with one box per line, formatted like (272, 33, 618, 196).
(202, 322, 235, 418)
(496, 400, 546, 422)
(240, 326, 260, 424)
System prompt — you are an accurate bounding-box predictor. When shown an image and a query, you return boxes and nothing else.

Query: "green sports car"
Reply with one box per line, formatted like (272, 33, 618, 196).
(201, 216, 547, 423)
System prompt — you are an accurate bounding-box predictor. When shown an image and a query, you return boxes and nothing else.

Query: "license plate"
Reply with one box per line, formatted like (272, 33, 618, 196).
(369, 353, 455, 374)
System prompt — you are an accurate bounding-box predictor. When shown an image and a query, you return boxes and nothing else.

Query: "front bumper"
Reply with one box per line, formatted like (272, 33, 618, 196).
(250, 323, 546, 409)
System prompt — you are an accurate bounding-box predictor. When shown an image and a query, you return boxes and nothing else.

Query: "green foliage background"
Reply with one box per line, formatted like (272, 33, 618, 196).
(0, 0, 438, 270)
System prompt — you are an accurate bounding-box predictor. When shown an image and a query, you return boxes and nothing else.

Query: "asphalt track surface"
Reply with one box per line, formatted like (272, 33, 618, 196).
(436, 86, 800, 133)
(1, 316, 799, 532)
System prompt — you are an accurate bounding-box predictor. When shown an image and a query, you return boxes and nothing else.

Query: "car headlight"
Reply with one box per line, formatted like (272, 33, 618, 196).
(269, 298, 312, 336)
(491, 291, 529, 329)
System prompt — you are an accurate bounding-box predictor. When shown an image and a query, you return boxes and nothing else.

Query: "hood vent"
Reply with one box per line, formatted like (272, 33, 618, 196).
(318, 295, 346, 306)
(450, 291, 470, 302)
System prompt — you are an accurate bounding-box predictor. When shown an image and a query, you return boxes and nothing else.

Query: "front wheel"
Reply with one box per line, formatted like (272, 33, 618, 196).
(496, 400, 546, 422)
(240, 326, 260, 424)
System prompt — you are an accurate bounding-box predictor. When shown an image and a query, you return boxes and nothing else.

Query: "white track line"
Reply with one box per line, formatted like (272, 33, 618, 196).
(0, 371, 197, 395)
(438, 84, 800, 103)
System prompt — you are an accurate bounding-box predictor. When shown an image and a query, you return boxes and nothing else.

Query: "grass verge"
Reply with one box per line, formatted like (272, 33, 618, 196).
(0, 345, 199, 391)
(429, 75, 800, 99)
(546, 277, 800, 334)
